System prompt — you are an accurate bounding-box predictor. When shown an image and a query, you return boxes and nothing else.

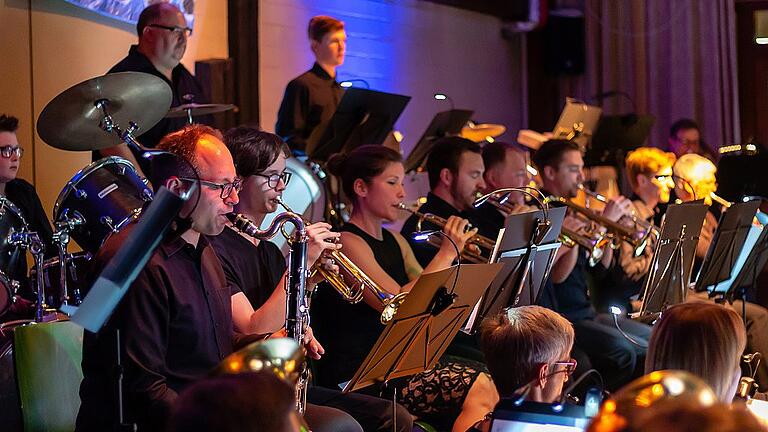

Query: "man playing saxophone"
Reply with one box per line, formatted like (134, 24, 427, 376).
(209, 126, 413, 432)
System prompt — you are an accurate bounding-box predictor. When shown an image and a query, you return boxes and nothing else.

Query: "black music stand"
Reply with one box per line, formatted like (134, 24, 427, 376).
(586, 114, 655, 167)
(463, 207, 566, 334)
(310, 88, 411, 161)
(342, 263, 502, 393)
(403, 109, 474, 173)
(727, 221, 768, 301)
(639, 202, 708, 316)
(695, 200, 760, 297)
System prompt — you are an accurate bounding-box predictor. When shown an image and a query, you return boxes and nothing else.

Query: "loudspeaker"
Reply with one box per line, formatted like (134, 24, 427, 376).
(545, 14, 585, 75)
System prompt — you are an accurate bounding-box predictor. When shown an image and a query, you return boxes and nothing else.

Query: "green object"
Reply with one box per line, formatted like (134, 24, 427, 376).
(14, 320, 83, 432)
(414, 420, 439, 432)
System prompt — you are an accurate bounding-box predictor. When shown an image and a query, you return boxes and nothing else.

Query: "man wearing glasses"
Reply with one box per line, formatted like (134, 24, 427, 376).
(0, 114, 53, 305)
(96, 3, 211, 179)
(77, 125, 262, 432)
(208, 126, 413, 432)
(463, 305, 576, 432)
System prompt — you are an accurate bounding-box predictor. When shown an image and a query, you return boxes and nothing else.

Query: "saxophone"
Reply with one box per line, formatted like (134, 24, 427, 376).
(226, 212, 310, 414)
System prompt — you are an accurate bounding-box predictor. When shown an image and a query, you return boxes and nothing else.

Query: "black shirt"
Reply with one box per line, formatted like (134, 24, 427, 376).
(311, 224, 409, 388)
(474, 202, 506, 240)
(96, 45, 211, 174)
(208, 226, 285, 309)
(76, 229, 237, 432)
(535, 192, 596, 322)
(275, 62, 344, 154)
(2, 179, 54, 285)
(400, 192, 481, 267)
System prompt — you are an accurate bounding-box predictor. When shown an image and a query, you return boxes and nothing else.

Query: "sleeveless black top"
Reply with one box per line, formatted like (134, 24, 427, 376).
(311, 224, 409, 388)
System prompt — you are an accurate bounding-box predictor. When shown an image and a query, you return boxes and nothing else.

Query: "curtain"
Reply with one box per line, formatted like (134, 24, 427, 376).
(556, 0, 740, 150)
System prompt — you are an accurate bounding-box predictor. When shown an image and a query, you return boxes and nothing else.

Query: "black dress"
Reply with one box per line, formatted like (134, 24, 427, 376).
(312, 223, 484, 430)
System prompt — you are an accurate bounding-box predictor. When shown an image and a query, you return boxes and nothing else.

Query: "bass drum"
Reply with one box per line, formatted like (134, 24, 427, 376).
(261, 157, 326, 254)
(53, 157, 153, 253)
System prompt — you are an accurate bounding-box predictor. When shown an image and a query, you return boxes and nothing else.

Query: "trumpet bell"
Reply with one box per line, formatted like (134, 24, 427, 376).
(381, 292, 408, 324)
(216, 338, 305, 384)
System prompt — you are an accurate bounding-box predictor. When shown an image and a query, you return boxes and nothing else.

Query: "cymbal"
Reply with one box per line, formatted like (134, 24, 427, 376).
(460, 122, 506, 142)
(165, 103, 236, 118)
(37, 72, 172, 151)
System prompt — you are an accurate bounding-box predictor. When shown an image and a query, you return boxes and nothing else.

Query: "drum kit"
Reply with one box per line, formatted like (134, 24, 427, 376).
(1, 71, 241, 328)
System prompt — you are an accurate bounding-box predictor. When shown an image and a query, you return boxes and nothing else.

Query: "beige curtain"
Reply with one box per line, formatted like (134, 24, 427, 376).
(556, 0, 740, 150)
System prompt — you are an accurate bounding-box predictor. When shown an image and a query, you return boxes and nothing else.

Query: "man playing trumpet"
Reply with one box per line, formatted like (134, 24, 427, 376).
(533, 139, 652, 391)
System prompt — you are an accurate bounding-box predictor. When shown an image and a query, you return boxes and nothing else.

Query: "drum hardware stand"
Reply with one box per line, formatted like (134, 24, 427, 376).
(9, 231, 49, 322)
(53, 209, 85, 307)
(96, 99, 146, 154)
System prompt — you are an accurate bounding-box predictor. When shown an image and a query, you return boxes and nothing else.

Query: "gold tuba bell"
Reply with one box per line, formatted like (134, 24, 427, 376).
(277, 198, 406, 323)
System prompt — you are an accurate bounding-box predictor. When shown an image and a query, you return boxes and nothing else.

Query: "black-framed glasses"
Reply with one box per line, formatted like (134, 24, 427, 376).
(179, 177, 242, 199)
(254, 171, 292, 189)
(0, 146, 23, 158)
(147, 24, 193, 37)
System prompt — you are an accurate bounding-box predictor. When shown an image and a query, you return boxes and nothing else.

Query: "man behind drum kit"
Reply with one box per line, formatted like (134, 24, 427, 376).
(95, 3, 211, 178)
(76, 125, 263, 432)
(0, 114, 53, 315)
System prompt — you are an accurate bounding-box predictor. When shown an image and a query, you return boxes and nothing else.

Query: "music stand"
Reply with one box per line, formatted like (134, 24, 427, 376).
(309, 88, 411, 161)
(727, 222, 768, 301)
(586, 114, 655, 166)
(463, 207, 566, 334)
(403, 109, 474, 173)
(639, 202, 708, 316)
(695, 200, 760, 297)
(342, 263, 502, 393)
(552, 97, 602, 150)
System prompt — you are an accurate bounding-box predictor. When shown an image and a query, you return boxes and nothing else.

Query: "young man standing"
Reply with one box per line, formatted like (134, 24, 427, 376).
(276, 15, 347, 155)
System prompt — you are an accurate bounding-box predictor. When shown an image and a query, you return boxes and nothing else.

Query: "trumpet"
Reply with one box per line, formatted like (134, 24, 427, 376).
(710, 192, 733, 209)
(580, 186, 659, 256)
(277, 198, 405, 323)
(560, 226, 612, 267)
(396, 203, 495, 264)
(552, 187, 656, 257)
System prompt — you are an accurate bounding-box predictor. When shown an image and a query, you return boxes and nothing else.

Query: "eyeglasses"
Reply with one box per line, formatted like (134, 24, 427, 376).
(147, 24, 193, 37)
(0, 146, 23, 158)
(254, 171, 292, 189)
(179, 177, 242, 199)
(551, 358, 578, 376)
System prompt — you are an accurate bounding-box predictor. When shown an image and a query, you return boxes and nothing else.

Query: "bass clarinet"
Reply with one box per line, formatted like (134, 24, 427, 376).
(226, 212, 310, 413)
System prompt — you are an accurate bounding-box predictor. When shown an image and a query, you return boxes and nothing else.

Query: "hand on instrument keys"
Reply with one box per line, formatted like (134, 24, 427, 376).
(269, 327, 325, 360)
(601, 196, 634, 223)
(563, 213, 588, 233)
(440, 216, 478, 258)
(306, 222, 342, 265)
(308, 256, 340, 287)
